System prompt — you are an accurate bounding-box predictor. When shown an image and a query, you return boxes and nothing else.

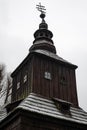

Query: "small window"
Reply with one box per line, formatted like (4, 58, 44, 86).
(44, 72, 51, 80)
(60, 76, 67, 86)
(24, 75, 27, 83)
(17, 82, 20, 89)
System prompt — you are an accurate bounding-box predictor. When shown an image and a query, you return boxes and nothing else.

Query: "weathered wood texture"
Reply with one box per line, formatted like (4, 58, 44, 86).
(1, 116, 21, 130)
(32, 54, 78, 107)
(1, 110, 87, 130)
(11, 57, 33, 102)
(11, 53, 78, 107)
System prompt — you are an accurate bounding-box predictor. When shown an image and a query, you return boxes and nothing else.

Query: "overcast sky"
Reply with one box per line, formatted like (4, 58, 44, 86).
(0, 0, 87, 111)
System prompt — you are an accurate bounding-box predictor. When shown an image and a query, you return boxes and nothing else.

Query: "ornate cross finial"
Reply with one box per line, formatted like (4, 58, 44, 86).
(36, 3, 46, 14)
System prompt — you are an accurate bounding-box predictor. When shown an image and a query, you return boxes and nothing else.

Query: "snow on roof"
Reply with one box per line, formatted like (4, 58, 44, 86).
(32, 49, 77, 68)
(0, 93, 87, 125)
(17, 93, 87, 125)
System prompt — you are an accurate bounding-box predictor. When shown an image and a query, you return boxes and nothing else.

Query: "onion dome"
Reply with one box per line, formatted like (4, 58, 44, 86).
(29, 3, 56, 54)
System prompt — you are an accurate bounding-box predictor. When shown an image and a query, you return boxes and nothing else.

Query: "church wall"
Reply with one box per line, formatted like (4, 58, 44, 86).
(32, 54, 78, 106)
(19, 111, 86, 130)
(11, 57, 33, 102)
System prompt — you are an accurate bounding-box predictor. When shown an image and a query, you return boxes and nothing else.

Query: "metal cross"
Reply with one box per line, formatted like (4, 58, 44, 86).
(36, 3, 46, 14)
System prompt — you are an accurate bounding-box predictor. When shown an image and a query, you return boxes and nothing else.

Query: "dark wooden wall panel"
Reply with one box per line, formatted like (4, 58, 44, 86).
(20, 112, 85, 130)
(11, 58, 33, 102)
(11, 53, 78, 106)
(32, 55, 78, 106)
(70, 70, 78, 106)
(2, 117, 21, 130)
(2, 112, 86, 130)
(66, 68, 71, 103)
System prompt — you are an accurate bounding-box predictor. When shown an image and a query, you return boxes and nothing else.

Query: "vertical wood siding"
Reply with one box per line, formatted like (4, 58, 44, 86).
(12, 58, 33, 102)
(32, 55, 78, 106)
(11, 54, 78, 107)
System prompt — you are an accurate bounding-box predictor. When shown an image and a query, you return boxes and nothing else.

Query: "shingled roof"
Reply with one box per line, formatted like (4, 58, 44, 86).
(16, 93, 87, 125)
(32, 49, 76, 67)
(11, 49, 77, 77)
(31, 49, 78, 69)
(0, 93, 87, 125)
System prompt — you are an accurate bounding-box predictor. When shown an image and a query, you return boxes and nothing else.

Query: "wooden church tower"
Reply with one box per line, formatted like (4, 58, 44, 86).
(0, 3, 87, 130)
(11, 4, 78, 107)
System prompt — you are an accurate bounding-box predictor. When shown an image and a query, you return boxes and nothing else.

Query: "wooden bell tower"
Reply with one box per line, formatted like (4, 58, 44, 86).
(11, 3, 78, 107)
(1, 3, 87, 130)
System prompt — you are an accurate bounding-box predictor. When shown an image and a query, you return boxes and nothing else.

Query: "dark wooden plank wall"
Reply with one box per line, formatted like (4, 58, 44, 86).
(1, 111, 86, 130)
(20, 112, 85, 130)
(11, 54, 78, 106)
(32, 55, 78, 106)
(2, 117, 21, 130)
(11, 58, 33, 102)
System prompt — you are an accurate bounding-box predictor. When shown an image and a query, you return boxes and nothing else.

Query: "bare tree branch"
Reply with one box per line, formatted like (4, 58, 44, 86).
(0, 64, 5, 91)
(0, 64, 12, 105)
(4, 73, 12, 104)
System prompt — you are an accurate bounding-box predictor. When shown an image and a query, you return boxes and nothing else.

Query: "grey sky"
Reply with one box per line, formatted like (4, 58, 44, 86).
(0, 0, 87, 111)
